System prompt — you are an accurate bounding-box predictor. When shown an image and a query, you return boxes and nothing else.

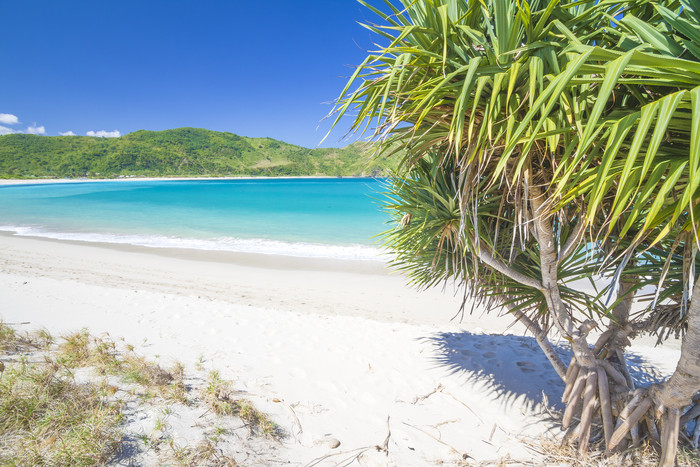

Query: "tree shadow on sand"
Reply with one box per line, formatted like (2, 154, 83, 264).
(424, 331, 668, 412)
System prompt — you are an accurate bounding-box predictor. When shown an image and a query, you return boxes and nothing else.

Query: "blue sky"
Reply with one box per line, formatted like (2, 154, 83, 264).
(1, 1, 386, 148)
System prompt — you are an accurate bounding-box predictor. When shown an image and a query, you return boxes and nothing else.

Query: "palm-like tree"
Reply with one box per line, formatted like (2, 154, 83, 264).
(331, 0, 699, 464)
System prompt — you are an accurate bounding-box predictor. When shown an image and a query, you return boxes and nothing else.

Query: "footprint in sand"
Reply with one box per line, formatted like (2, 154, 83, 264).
(516, 361, 537, 373)
(519, 341, 536, 351)
(487, 358, 502, 368)
(459, 349, 480, 358)
(482, 351, 497, 359)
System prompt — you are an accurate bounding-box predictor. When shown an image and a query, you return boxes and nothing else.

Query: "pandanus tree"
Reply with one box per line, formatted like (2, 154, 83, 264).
(533, 1, 700, 463)
(330, 0, 700, 464)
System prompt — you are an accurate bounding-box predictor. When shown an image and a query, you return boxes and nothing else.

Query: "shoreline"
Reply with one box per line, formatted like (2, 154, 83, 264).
(0, 230, 388, 275)
(0, 175, 383, 186)
(0, 226, 386, 263)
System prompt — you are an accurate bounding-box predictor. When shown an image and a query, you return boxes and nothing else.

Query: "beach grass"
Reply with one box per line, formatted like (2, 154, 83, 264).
(203, 370, 281, 438)
(0, 324, 123, 465)
(0, 321, 281, 466)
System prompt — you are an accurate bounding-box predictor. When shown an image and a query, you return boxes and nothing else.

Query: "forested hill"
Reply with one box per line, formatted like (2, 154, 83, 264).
(0, 128, 395, 179)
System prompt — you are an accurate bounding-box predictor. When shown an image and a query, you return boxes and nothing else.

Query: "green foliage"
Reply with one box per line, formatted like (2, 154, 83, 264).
(0, 128, 396, 178)
(382, 155, 605, 326)
(334, 0, 700, 335)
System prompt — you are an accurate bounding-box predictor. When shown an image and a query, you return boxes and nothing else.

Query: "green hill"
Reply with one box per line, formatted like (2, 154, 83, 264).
(0, 128, 395, 179)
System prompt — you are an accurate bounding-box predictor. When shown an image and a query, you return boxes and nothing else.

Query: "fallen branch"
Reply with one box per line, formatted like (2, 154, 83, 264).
(272, 398, 302, 436)
(305, 415, 392, 466)
(304, 446, 375, 467)
(402, 421, 467, 458)
(439, 387, 484, 424)
(379, 416, 391, 455)
(412, 384, 444, 404)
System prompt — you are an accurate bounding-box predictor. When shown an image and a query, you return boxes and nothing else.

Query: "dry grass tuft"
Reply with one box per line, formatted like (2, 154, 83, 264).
(203, 370, 283, 439)
(0, 322, 279, 466)
(55, 329, 188, 404)
(167, 438, 240, 466)
(0, 326, 122, 466)
(0, 320, 51, 353)
(529, 436, 699, 466)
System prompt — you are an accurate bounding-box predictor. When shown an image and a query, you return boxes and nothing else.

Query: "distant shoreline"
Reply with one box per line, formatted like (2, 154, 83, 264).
(0, 175, 383, 186)
(0, 128, 393, 181)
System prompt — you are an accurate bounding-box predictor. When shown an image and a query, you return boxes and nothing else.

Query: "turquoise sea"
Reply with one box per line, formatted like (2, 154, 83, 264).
(0, 178, 391, 260)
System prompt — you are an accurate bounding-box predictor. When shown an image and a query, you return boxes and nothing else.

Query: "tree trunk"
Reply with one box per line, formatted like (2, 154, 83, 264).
(507, 304, 567, 380)
(600, 280, 637, 388)
(605, 275, 700, 466)
(653, 274, 700, 410)
(529, 185, 595, 366)
(651, 275, 700, 465)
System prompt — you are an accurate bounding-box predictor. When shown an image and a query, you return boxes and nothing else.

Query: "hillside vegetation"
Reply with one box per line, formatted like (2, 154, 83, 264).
(0, 128, 395, 178)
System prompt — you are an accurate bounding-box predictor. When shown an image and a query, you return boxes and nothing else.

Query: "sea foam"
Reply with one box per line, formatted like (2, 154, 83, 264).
(0, 225, 386, 261)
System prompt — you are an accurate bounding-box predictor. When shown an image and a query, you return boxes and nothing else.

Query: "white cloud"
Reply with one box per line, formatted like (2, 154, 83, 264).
(0, 125, 19, 135)
(59, 131, 76, 136)
(26, 124, 46, 135)
(0, 113, 19, 125)
(87, 130, 120, 138)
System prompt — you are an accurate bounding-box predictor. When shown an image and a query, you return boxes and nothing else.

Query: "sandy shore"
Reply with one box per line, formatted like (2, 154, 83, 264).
(0, 232, 682, 465)
(0, 176, 360, 186)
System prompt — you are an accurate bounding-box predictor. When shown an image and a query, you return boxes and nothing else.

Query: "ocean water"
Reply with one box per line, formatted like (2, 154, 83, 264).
(0, 178, 392, 260)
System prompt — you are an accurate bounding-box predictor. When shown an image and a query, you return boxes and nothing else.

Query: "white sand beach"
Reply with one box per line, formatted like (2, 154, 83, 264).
(0, 232, 682, 465)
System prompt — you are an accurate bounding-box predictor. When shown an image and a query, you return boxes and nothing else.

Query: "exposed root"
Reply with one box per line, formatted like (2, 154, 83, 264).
(600, 360, 627, 388)
(681, 397, 700, 450)
(597, 367, 614, 448)
(557, 353, 699, 466)
(563, 362, 580, 403)
(659, 408, 681, 467)
(645, 415, 660, 447)
(563, 370, 587, 429)
(680, 403, 700, 425)
(609, 395, 653, 451)
(577, 371, 598, 457)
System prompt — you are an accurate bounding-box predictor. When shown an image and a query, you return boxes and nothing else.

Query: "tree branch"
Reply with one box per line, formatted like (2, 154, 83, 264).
(505, 304, 567, 380)
(559, 213, 587, 262)
(475, 242, 545, 291)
